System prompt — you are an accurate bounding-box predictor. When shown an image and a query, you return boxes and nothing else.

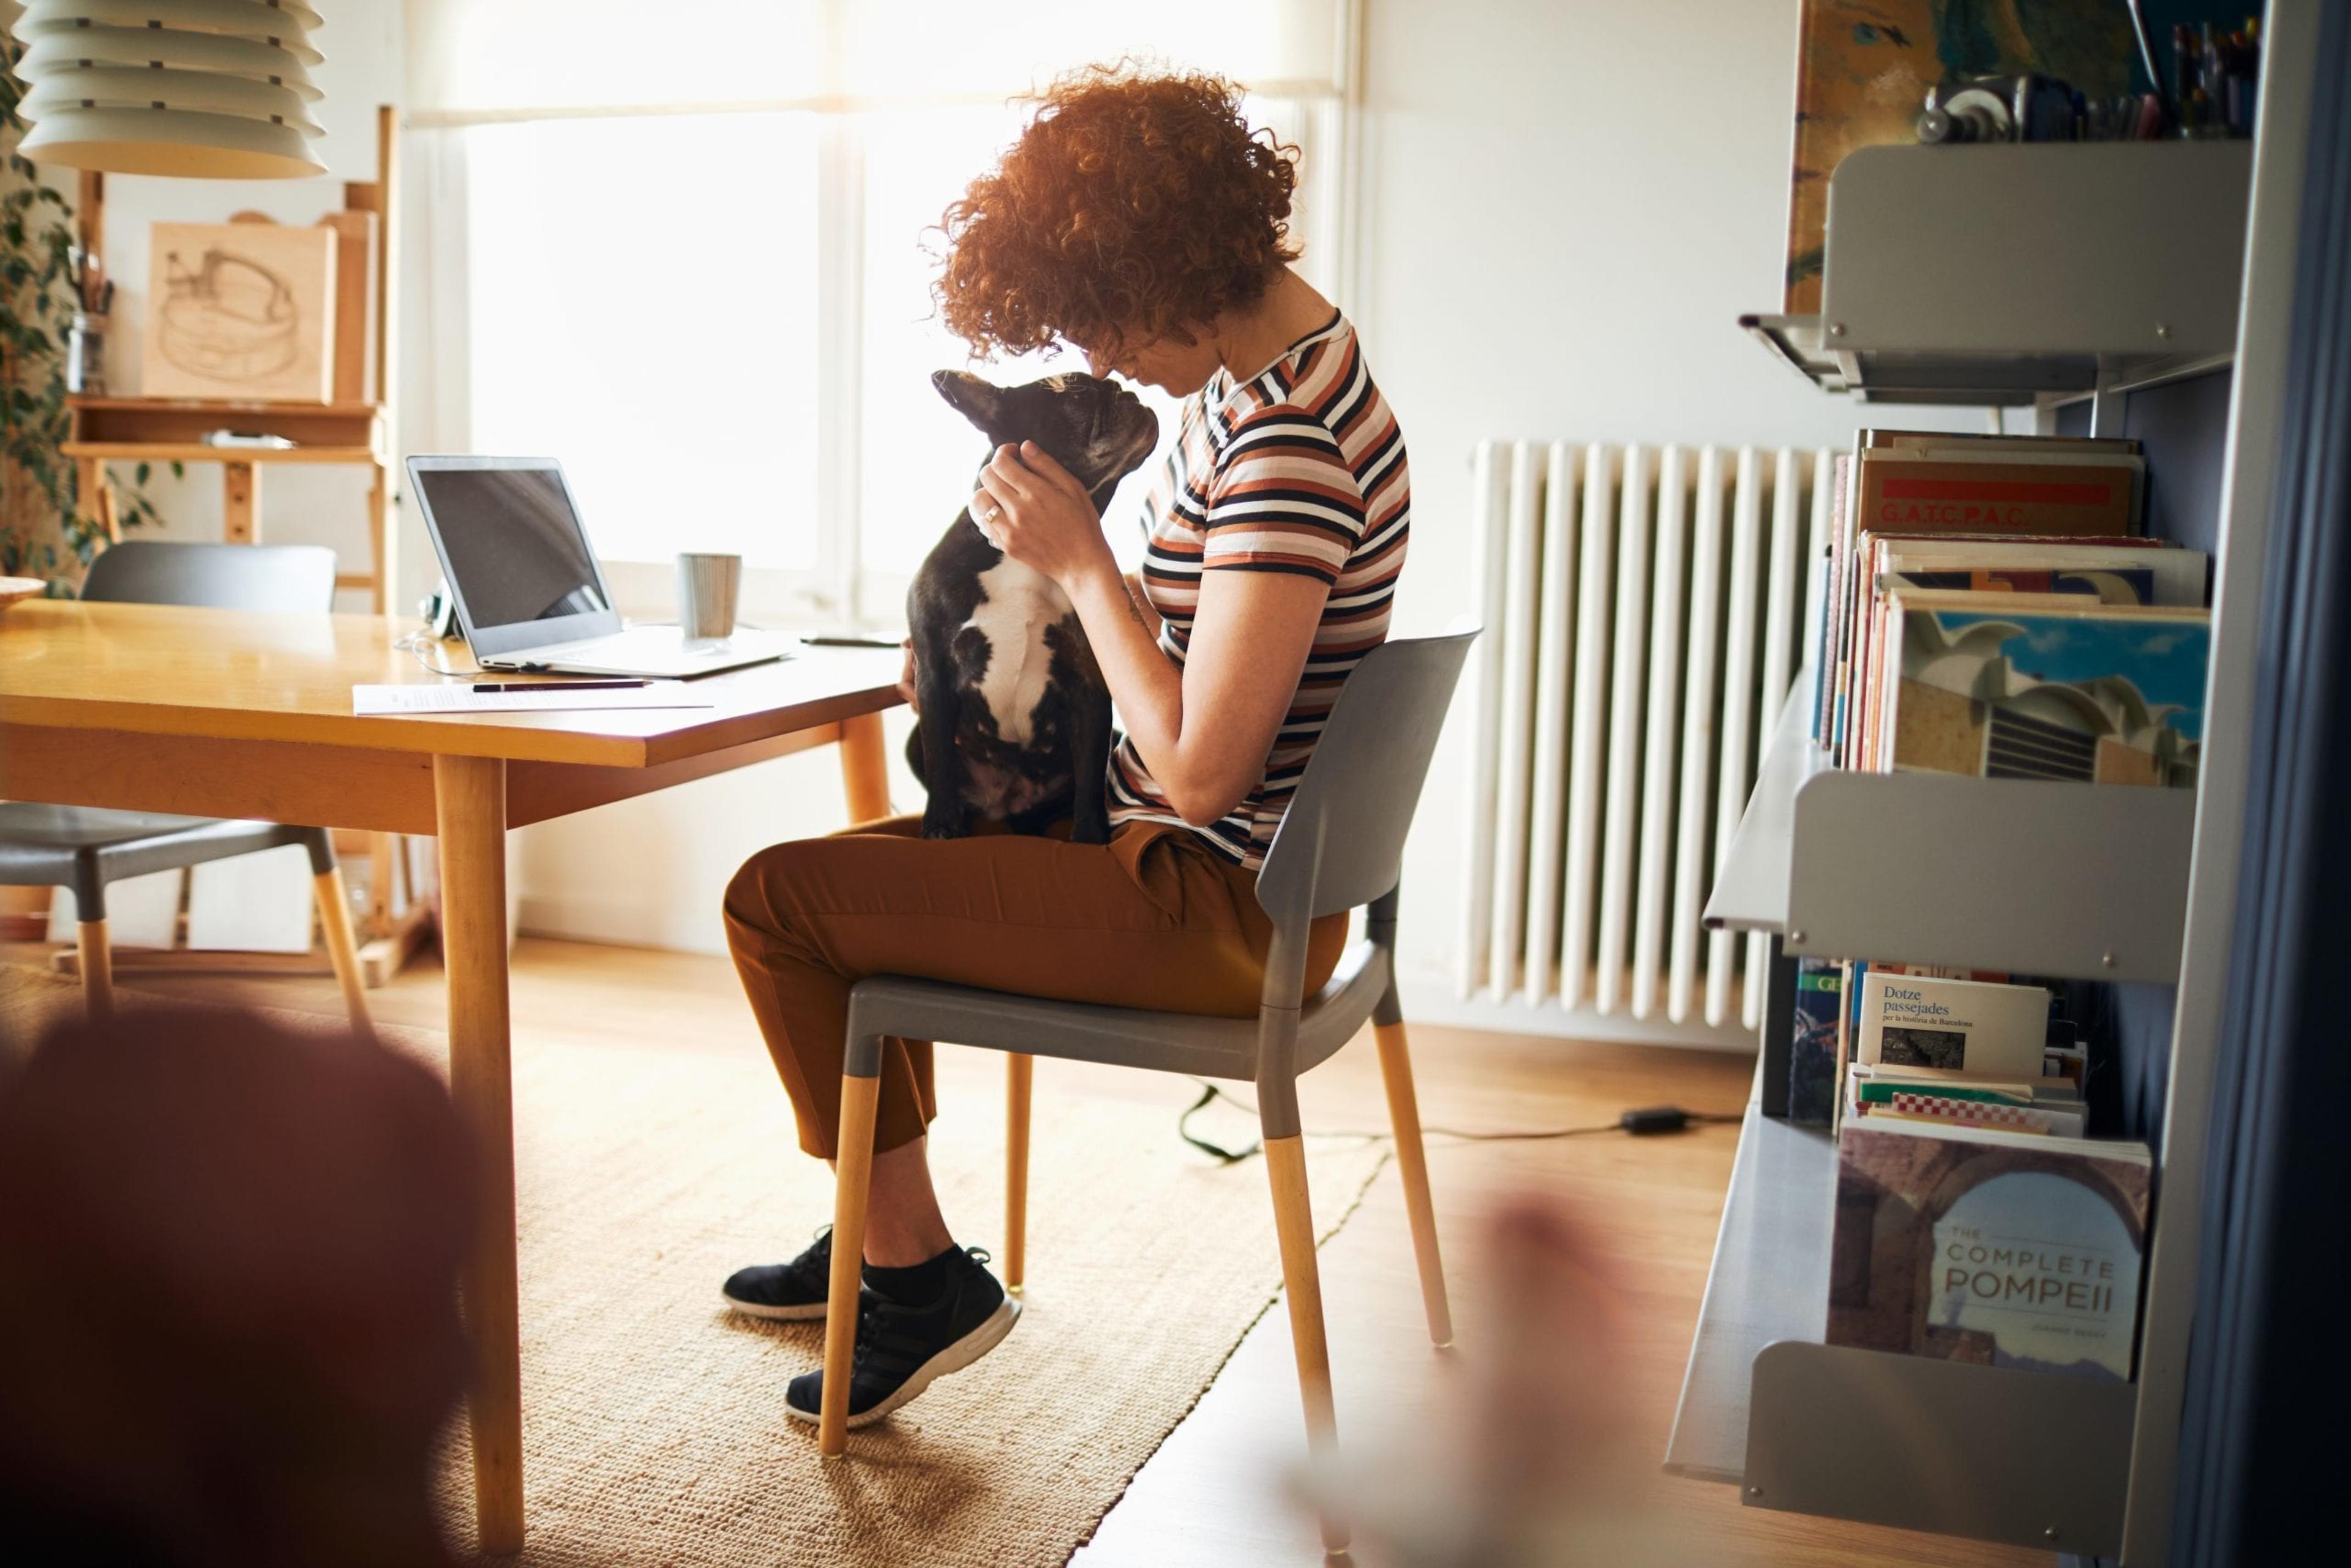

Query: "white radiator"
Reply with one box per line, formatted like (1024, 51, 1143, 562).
(1459, 440, 1830, 1039)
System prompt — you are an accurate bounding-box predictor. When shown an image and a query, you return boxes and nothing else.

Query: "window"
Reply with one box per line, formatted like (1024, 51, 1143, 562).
(465, 113, 822, 572)
(460, 93, 1340, 624)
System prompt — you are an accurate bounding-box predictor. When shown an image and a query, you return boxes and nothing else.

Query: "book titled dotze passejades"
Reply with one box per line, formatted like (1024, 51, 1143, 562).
(1855, 972, 2052, 1081)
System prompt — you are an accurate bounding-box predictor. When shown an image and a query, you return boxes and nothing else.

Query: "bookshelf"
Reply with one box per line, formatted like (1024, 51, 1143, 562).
(1667, 72, 2322, 1555)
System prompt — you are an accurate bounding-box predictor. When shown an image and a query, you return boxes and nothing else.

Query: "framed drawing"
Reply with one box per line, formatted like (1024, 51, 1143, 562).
(143, 220, 339, 402)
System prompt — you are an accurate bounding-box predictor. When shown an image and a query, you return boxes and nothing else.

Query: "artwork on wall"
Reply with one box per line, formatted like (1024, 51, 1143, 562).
(143, 220, 339, 402)
(1783, 0, 2135, 313)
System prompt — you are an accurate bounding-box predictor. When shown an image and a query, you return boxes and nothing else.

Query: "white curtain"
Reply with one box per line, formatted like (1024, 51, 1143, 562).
(403, 0, 1348, 123)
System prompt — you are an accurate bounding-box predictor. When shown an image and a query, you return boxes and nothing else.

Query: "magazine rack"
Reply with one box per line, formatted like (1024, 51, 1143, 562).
(1747, 1343, 2137, 1552)
(1663, 1051, 2139, 1555)
(1702, 678, 2198, 985)
(1679, 24, 2327, 1555)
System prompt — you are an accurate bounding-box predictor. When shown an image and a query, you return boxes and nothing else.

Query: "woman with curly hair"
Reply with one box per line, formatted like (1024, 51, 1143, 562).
(719, 66, 1409, 1430)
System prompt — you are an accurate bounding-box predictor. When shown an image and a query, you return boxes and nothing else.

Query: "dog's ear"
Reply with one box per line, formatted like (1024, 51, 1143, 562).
(932, 370, 1006, 433)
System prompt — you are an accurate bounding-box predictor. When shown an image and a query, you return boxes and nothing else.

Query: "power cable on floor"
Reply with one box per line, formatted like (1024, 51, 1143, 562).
(1176, 1079, 1742, 1166)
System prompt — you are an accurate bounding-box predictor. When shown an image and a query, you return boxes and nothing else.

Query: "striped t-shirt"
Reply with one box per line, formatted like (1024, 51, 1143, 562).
(1108, 312, 1410, 868)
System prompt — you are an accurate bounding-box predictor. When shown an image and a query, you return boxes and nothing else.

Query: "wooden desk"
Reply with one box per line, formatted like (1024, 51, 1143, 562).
(0, 601, 902, 1553)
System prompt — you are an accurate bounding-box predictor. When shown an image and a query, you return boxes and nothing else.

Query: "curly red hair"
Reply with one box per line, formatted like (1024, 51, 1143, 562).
(934, 66, 1300, 358)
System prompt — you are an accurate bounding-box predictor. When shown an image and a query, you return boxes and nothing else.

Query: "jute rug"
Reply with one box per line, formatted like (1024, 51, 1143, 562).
(0, 965, 1389, 1566)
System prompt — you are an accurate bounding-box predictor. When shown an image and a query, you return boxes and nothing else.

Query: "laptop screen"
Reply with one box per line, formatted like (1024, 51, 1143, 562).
(413, 463, 612, 631)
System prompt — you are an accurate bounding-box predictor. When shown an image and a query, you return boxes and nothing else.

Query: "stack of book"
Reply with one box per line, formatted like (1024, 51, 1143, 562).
(1818, 950, 2147, 1383)
(1780, 430, 2190, 1387)
(1813, 430, 2213, 786)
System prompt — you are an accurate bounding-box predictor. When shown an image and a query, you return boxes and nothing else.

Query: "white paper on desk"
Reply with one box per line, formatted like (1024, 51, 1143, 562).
(352, 683, 716, 715)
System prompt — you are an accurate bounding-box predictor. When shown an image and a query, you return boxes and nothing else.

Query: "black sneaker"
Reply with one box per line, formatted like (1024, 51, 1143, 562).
(784, 1245, 1020, 1429)
(721, 1227, 838, 1321)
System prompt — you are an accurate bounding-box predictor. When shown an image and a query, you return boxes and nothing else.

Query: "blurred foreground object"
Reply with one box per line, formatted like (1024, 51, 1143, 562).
(1302, 1195, 1711, 1566)
(0, 1005, 471, 1567)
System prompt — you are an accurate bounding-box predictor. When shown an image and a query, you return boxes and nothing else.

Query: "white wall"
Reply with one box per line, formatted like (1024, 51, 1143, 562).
(1355, 0, 1978, 1010)
(84, 1, 405, 610)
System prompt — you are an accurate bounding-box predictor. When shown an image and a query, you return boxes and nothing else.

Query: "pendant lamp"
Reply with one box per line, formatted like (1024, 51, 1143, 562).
(8, 0, 326, 179)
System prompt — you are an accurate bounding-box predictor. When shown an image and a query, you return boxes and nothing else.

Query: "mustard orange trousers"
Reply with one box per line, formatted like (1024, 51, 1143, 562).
(722, 816, 1348, 1158)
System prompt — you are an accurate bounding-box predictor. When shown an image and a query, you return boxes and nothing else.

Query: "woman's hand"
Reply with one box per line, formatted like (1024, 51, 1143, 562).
(971, 442, 1117, 591)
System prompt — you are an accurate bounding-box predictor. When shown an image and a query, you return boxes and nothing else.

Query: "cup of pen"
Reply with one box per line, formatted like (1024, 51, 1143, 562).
(677, 552, 741, 646)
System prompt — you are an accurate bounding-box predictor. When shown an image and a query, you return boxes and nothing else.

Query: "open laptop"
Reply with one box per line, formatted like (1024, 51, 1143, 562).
(407, 455, 790, 677)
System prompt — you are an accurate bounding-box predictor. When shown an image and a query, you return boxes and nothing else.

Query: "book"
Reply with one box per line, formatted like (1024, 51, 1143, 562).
(1787, 957, 1842, 1126)
(1815, 432, 2153, 762)
(1854, 1079, 2032, 1108)
(1873, 594, 2210, 787)
(1828, 1116, 2151, 1381)
(1854, 972, 2053, 1079)
(1845, 1068, 2087, 1138)
(1834, 472, 2153, 762)
(1875, 536, 2205, 609)
(1761, 942, 1799, 1122)
(1842, 539, 2208, 768)
(1870, 1091, 2087, 1138)
(1858, 446, 2148, 533)
(1851, 1062, 2082, 1103)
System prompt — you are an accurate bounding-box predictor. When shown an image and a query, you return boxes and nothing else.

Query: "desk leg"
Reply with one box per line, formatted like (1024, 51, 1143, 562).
(435, 755, 524, 1555)
(838, 711, 893, 824)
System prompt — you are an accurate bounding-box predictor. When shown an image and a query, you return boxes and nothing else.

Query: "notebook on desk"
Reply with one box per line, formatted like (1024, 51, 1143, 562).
(407, 455, 792, 678)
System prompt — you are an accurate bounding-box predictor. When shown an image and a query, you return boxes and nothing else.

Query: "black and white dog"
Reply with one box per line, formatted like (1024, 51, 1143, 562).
(904, 370, 1160, 842)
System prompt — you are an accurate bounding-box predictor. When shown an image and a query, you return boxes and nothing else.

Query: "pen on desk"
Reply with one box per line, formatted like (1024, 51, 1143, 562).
(800, 635, 904, 648)
(471, 678, 653, 692)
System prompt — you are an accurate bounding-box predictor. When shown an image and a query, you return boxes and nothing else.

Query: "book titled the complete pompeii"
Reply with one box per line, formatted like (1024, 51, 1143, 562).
(1828, 1117, 2151, 1381)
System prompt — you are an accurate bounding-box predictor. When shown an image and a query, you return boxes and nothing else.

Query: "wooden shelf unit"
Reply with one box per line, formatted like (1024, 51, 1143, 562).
(70, 105, 400, 612)
(64, 106, 425, 983)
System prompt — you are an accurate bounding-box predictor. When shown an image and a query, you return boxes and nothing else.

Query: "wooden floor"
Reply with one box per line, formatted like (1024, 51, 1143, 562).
(29, 937, 2047, 1567)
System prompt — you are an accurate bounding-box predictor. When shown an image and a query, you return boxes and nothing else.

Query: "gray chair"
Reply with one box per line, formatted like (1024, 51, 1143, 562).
(0, 542, 372, 1032)
(815, 626, 1477, 1553)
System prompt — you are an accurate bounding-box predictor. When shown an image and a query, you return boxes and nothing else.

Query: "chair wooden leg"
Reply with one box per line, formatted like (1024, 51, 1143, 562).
(819, 1073, 881, 1457)
(1264, 1133, 1348, 1556)
(1374, 1019, 1455, 1349)
(312, 868, 375, 1038)
(77, 919, 113, 1022)
(1005, 1053, 1032, 1294)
